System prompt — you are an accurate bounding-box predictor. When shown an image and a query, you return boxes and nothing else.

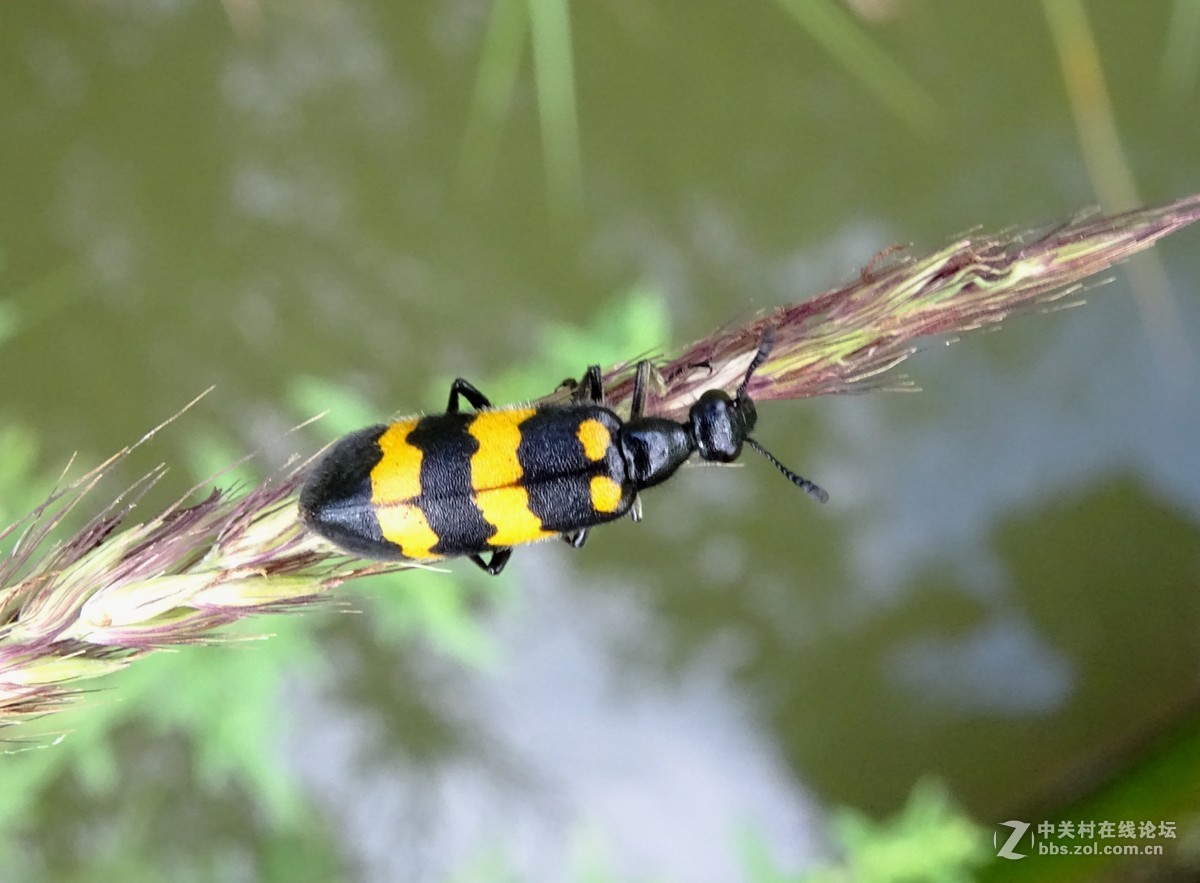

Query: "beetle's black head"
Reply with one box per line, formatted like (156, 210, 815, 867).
(689, 330, 769, 463)
(691, 328, 830, 504)
(689, 389, 755, 463)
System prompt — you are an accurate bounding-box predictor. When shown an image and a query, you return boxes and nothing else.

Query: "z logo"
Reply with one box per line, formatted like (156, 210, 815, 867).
(994, 820, 1031, 859)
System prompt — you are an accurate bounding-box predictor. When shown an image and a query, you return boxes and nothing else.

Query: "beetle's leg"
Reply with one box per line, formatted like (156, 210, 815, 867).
(447, 378, 492, 413)
(561, 528, 589, 549)
(571, 366, 604, 405)
(628, 495, 643, 523)
(630, 360, 652, 419)
(469, 547, 512, 576)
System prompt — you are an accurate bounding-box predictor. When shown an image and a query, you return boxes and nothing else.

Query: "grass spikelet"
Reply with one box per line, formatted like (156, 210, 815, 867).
(592, 194, 1200, 419)
(0, 444, 399, 729)
(1, 194, 1197, 731)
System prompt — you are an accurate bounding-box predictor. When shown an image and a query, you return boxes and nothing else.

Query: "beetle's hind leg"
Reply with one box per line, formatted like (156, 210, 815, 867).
(447, 378, 493, 413)
(561, 528, 589, 549)
(469, 548, 512, 576)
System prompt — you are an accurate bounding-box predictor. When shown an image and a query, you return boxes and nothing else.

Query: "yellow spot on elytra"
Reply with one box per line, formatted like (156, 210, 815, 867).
(371, 419, 439, 559)
(375, 502, 441, 560)
(577, 418, 611, 461)
(469, 408, 536, 491)
(372, 419, 423, 503)
(476, 486, 552, 546)
(590, 475, 624, 513)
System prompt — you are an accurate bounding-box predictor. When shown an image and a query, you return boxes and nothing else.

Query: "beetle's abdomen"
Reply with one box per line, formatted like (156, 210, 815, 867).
(300, 405, 634, 562)
(298, 424, 408, 560)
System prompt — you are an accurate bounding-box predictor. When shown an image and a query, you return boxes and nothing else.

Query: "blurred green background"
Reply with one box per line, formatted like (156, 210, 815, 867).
(1, 1, 1199, 881)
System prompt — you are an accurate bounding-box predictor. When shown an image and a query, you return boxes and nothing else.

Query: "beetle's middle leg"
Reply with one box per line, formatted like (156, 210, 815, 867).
(469, 547, 512, 576)
(571, 366, 604, 405)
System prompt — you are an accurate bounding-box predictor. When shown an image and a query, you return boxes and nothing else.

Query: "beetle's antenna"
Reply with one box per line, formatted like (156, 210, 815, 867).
(737, 328, 828, 504)
(745, 437, 829, 504)
(737, 328, 775, 401)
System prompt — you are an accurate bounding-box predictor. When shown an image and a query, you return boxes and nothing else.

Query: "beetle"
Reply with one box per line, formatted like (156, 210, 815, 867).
(298, 330, 827, 575)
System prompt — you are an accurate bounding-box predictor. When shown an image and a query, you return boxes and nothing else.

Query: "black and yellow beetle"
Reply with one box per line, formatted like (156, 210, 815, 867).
(299, 331, 827, 575)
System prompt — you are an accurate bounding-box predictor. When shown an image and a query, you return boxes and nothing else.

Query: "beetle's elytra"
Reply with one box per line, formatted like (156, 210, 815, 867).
(299, 331, 827, 575)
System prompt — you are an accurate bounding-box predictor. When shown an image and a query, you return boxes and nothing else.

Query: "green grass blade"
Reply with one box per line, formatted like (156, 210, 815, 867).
(771, 0, 942, 134)
(459, 0, 529, 191)
(527, 0, 582, 216)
